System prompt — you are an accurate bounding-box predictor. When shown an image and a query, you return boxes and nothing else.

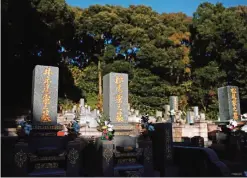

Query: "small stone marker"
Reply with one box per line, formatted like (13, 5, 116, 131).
(218, 86, 241, 121)
(79, 98, 84, 107)
(186, 111, 191, 124)
(134, 110, 140, 116)
(156, 110, 163, 118)
(193, 106, 199, 120)
(164, 105, 170, 119)
(169, 96, 179, 111)
(32, 65, 59, 125)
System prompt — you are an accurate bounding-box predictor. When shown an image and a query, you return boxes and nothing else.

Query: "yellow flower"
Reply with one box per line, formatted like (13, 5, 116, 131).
(102, 126, 107, 130)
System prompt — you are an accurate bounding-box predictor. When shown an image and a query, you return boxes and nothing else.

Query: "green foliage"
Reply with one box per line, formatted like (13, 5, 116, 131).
(58, 98, 74, 110)
(3, 0, 247, 119)
(96, 113, 110, 132)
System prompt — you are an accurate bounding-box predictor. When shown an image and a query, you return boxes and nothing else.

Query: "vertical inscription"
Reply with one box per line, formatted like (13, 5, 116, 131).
(40, 67, 52, 122)
(115, 75, 124, 122)
(230, 88, 239, 121)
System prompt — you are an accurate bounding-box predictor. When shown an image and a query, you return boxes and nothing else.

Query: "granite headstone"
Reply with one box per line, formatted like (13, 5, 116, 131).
(32, 65, 59, 125)
(103, 72, 128, 124)
(218, 86, 241, 121)
(169, 96, 179, 111)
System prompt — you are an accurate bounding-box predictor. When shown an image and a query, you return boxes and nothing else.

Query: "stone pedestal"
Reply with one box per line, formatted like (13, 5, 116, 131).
(66, 141, 81, 176)
(101, 140, 114, 177)
(138, 140, 155, 176)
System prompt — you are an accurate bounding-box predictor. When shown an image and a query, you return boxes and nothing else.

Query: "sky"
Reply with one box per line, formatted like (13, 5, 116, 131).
(66, 0, 247, 16)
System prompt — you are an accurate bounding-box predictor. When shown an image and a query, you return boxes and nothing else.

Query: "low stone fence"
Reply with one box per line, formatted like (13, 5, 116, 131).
(173, 121, 219, 144)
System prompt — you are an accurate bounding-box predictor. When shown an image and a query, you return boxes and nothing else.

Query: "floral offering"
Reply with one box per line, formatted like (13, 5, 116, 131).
(16, 120, 32, 136)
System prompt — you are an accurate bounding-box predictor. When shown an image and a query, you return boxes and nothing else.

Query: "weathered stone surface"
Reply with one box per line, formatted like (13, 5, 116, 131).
(218, 86, 241, 121)
(32, 65, 59, 125)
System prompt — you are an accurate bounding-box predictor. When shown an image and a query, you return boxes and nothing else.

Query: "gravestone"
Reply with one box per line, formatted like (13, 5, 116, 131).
(200, 113, 206, 121)
(156, 110, 163, 118)
(190, 111, 195, 124)
(218, 86, 241, 121)
(193, 106, 199, 120)
(72, 105, 77, 113)
(103, 72, 134, 136)
(169, 96, 179, 111)
(186, 111, 191, 124)
(164, 105, 170, 120)
(79, 98, 84, 107)
(103, 73, 128, 124)
(32, 65, 59, 126)
(135, 110, 140, 116)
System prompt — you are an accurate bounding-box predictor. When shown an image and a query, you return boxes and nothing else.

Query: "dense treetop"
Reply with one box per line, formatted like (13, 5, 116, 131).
(2, 0, 247, 119)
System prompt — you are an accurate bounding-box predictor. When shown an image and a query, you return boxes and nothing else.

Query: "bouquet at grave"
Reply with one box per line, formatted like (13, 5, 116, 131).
(96, 114, 114, 140)
(67, 120, 81, 135)
(16, 120, 32, 136)
(140, 115, 155, 136)
(226, 119, 246, 132)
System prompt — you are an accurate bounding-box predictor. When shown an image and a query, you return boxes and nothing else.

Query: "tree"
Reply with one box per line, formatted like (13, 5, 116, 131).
(190, 2, 247, 117)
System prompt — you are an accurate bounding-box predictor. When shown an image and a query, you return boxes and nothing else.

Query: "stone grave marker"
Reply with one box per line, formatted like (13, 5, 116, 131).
(103, 72, 134, 136)
(156, 110, 163, 118)
(169, 96, 178, 111)
(79, 98, 84, 107)
(193, 106, 199, 120)
(186, 111, 191, 124)
(103, 72, 128, 124)
(72, 105, 77, 113)
(134, 110, 140, 116)
(190, 111, 195, 124)
(200, 113, 206, 121)
(164, 105, 170, 120)
(218, 86, 241, 121)
(32, 65, 59, 126)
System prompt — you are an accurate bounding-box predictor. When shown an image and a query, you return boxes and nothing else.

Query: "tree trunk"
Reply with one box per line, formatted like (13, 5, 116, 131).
(98, 60, 103, 112)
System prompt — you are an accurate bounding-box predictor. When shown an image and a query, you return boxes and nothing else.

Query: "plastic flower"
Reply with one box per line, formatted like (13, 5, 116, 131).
(71, 120, 80, 133)
(229, 120, 238, 127)
(24, 124, 32, 135)
(104, 121, 109, 126)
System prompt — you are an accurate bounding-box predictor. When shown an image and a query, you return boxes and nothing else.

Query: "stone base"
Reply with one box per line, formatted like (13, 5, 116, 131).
(31, 125, 63, 137)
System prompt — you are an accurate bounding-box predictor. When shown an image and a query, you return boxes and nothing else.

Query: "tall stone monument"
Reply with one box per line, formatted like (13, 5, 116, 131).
(103, 72, 134, 135)
(169, 96, 178, 111)
(32, 65, 59, 126)
(218, 86, 241, 122)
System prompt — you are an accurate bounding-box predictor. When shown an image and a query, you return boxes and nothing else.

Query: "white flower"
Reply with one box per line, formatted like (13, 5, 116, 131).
(108, 128, 113, 132)
(107, 124, 113, 132)
(105, 121, 109, 126)
(107, 124, 113, 128)
(241, 125, 247, 132)
(231, 121, 238, 127)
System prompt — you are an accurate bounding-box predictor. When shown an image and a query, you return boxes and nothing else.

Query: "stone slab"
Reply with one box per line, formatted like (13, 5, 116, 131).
(218, 86, 241, 121)
(32, 65, 59, 125)
(103, 73, 128, 124)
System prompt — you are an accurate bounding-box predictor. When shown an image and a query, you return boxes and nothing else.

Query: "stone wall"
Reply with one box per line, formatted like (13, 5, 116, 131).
(172, 122, 215, 143)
